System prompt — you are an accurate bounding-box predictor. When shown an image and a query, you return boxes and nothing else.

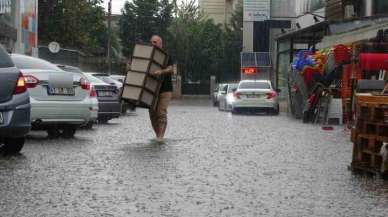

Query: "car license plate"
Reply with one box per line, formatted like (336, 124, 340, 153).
(0, 112, 3, 124)
(97, 91, 113, 97)
(247, 94, 261, 98)
(48, 87, 75, 96)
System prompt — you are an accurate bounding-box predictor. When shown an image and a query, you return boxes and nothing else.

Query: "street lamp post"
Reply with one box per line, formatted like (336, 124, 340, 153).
(107, 0, 112, 74)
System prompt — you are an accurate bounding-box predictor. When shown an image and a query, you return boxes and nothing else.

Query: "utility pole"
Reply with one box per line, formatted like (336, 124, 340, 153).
(107, 0, 112, 74)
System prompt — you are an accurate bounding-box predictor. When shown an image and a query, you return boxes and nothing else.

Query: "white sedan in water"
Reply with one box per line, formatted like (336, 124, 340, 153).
(11, 54, 95, 138)
(218, 83, 239, 111)
(231, 80, 280, 115)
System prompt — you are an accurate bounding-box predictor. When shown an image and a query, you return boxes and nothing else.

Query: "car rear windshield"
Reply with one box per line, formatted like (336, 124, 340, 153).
(96, 75, 118, 84)
(228, 84, 238, 93)
(12, 55, 62, 71)
(85, 74, 104, 83)
(0, 46, 14, 68)
(239, 82, 270, 89)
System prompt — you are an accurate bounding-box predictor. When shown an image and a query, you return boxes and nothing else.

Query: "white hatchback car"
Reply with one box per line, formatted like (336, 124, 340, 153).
(11, 54, 96, 138)
(231, 80, 280, 115)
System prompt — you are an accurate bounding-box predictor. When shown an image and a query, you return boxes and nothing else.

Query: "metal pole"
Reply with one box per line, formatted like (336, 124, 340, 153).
(107, 0, 112, 74)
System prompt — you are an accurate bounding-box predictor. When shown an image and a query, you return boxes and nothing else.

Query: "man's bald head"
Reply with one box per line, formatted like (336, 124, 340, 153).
(150, 35, 163, 49)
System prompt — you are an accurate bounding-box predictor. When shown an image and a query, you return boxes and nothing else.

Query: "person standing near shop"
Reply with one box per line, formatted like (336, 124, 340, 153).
(149, 35, 174, 142)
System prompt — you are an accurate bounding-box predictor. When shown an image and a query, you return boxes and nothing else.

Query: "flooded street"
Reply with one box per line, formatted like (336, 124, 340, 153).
(1, 99, 387, 217)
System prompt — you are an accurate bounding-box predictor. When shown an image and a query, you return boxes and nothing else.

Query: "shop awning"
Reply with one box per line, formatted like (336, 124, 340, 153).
(317, 18, 388, 49)
(276, 21, 328, 44)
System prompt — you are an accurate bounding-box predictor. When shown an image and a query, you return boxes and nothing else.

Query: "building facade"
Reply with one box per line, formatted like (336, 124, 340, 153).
(274, 0, 388, 100)
(199, 0, 240, 25)
(0, 0, 38, 56)
(0, 0, 17, 51)
(241, 0, 296, 84)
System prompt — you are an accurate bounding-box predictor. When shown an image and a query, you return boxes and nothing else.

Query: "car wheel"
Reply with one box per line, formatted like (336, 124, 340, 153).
(272, 105, 280, 115)
(98, 117, 109, 124)
(61, 127, 76, 139)
(121, 103, 128, 115)
(85, 121, 94, 129)
(0, 137, 25, 155)
(47, 129, 61, 139)
(231, 108, 238, 114)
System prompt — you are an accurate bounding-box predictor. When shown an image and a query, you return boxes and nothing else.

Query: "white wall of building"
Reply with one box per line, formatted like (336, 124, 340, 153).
(199, 0, 240, 25)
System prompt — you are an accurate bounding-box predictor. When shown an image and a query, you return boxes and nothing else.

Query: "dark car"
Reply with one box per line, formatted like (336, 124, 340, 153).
(0, 45, 31, 154)
(84, 74, 121, 123)
(87, 72, 135, 113)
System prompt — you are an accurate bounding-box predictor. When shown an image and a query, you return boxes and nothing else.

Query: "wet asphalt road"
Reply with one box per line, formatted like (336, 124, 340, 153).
(1, 99, 388, 217)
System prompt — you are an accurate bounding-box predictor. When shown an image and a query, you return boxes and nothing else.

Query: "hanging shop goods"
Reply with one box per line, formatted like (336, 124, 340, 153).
(351, 94, 388, 176)
(121, 44, 168, 110)
(288, 46, 350, 124)
(359, 53, 388, 71)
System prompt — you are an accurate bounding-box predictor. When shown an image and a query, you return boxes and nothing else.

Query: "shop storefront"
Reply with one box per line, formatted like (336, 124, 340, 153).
(0, 0, 37, 55)
(275, 21, 328, 99)
(0, 0, 17, 51)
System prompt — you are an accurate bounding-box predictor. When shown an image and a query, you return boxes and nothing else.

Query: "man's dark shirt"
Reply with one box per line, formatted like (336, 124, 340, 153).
(159, 57, 173, 93)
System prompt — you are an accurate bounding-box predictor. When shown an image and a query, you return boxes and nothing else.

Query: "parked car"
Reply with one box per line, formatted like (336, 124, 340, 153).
(0, 46, 31, 154)
(10, 54, 94, 138)
(231, 80, 280, 115)
(84, 73, 121, 124)
(212, 83, 227, 106)
(89, 72, 137, 113)
(218, 83, 239, 111)
(57, 64, 99, 128)
(110, 74, 126, 83)
(87, 72, 123, 88)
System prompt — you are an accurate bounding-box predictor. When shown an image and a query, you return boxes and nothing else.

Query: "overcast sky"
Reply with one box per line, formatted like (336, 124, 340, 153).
(102, 0, 127, 15)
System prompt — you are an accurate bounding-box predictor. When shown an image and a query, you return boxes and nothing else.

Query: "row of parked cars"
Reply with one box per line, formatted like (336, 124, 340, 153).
(0, 45, 128, 155)
(212, 80, 280, 115)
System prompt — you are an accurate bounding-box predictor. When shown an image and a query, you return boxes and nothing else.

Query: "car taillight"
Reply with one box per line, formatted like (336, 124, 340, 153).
(266, 91, 277, 99)
(233, 91, 241, 99)
(24, 75, 39, 88)
(80, 77, 90, 90)
(90, 87, 97, 97)
(14, 73, 27, 94)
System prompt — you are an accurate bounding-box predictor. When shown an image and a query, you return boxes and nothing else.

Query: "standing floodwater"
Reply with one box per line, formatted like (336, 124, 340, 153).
(0, 99, 387, 217)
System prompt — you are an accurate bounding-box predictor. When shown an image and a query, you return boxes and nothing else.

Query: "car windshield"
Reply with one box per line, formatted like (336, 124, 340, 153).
(12, 55, 62, 71)
(239, 82, 270, 89)
(228, 84, 238, 93)
(84, 74, 104, 83)
(92, 74, 117, 84)
(58, 65, 83, 73)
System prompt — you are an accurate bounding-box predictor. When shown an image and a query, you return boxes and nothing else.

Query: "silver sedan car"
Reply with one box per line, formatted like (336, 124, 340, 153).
(11, 54, 94, 138)
(231, 80, 280, 115)
(218, 83, 238, 111)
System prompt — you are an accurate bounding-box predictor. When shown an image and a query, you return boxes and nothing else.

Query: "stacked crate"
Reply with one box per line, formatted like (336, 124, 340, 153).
(351, 94, 388, 175)
(121, 44, 168, 110)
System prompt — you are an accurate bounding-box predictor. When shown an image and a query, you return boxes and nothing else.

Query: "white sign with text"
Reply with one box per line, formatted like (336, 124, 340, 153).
(244, 0, 271, 22)
(0, 0, 11, 14)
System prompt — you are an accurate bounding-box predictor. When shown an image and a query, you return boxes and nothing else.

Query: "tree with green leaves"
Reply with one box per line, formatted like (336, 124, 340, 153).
(38, 0, 111, 55)
(119, 0, 160, 56)
(167, 0, 223, 82)
(221, 0, 243, 82)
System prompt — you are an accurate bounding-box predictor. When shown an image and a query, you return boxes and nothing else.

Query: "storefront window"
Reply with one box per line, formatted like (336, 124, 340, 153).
(375, 0, 388, 15)
(277, 40, 291, 99)
(0, 0, 14, 26)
